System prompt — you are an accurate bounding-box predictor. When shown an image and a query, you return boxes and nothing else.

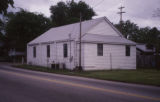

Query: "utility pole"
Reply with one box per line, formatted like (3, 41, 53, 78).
(110, 53, 112, 71)
(118, 6, 125, 23)
(79, 12, 82, 70)
(117, 6, 125, 33)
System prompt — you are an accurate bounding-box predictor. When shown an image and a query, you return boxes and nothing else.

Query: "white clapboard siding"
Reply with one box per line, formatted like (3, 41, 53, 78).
(83, 43, 136, 70)
(27, 41, 75, 70)
(27, 45, 42, 66)
(27, 42, 136, 70)
(87, 20, 119, 36)
(27, 17, 136, 70)
(56, 42, 75, 70)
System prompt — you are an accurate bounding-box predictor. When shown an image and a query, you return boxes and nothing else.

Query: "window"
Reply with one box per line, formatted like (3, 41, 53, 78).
(63, 44, 68, 58)
(47, 45, 50, 58)
(33, 46, 36, 58)
(97, 43, 103, 56)
(126, 45, 130, 56)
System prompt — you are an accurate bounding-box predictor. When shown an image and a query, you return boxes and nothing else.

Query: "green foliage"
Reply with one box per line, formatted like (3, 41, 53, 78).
(0, 0, 14, 15)
(0, 19, 6, 44)
(0, 28, 8, 57)
(50, 2, 69, 26)
(50, 1, 95, 26)
(148, 27, 160, 45)
(6, 10, 52, 51)
(136, 27, 150, 43)
(115, 20, 139, 39)
(147, 28, 160, 68)
(0, 19, 3, 35)
(68, 1, 95, 21)
(0, 0, 14, 54)
(14, 64, 160, 86)
(115, 20, 160, 44)
(115, 20, 160, 68)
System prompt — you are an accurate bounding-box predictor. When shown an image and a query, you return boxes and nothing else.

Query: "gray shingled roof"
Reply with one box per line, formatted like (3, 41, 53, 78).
(136, 44, 154, 52)
(28, 17, 104, 44)
(28, 17, 135, 45)
(82, 34, 136, 45)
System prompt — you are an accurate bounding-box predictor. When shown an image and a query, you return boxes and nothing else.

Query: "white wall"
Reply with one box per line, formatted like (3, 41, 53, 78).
(83, 43, 136, 70)
(27, 41, 75, 70)
(87, 20, 120, 36)
(27, 42, 136, 70)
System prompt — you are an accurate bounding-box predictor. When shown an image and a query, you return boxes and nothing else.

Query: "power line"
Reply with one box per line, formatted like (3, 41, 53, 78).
(92, 0, 104, 8)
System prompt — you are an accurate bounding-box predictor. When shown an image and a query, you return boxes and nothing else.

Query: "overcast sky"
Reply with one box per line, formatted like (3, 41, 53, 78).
(10, 0, 160, 29)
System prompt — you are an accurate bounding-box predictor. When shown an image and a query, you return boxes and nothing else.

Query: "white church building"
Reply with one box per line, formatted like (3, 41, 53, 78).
(27, 17, 136, 70)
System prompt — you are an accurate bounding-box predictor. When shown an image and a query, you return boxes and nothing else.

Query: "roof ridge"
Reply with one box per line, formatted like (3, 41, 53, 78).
(50, 17, 105, 29)
(85, 33, 121, 37)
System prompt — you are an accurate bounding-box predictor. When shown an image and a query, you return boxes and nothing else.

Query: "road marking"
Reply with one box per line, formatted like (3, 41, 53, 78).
(1, 69, 160, 101)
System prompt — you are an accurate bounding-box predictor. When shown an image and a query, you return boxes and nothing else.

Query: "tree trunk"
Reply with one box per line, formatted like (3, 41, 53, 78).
(155, 44, 160, 69)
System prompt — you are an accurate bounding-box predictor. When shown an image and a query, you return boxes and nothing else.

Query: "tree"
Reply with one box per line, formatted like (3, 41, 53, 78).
(0, 0, 14, 57)
(68, 1, 95, 22)
(50, 2, 69, 26)
(115, 20, 160, 68)
(50, 1, 95, 26)
(114, 20, 158, 44)
(0, 0, 14, 15)
(148, 27, 160, 68)
(136, 27, 150, 43)
(0, 19, 4, 35)
(115, 20, 139, 40)
(6, 10, 52, 52)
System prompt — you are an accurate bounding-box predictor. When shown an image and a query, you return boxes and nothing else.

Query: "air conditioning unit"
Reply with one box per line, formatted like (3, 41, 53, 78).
(28, 61, 32, 65)
(59, 63, 66, 69)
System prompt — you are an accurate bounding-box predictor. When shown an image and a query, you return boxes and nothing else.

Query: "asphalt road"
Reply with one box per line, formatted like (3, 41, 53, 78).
(0, 63, 160, 102)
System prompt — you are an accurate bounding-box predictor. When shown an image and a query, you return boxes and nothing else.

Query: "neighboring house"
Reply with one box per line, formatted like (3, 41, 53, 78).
(9, 48, 25, 63)
(27, 17, 136, 70)
(136, 44, 159, 68)
(136, 44, 155, 55)
(8, 49, 25, 56)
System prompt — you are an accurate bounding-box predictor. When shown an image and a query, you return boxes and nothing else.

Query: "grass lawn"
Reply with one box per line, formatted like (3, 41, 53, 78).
(13, 64, 160, 86)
